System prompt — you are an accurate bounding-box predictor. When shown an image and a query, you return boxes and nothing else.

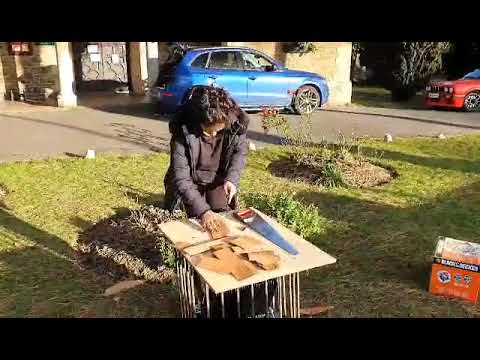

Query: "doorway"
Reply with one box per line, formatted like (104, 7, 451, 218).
(72, 42, 129, 93)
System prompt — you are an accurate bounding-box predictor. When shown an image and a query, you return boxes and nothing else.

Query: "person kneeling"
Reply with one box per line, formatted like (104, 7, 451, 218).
(164, 86, 250, 230)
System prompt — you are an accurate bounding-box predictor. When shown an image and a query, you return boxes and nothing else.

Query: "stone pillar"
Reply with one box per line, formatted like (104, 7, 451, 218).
(146, 42, 160, 88)
(55, 42, 77, 107)
(0, 50, 5, 102)
(140, 42, 148, 83)
(128, 42, 148, 95)
(332, 43, 353, 105)
(0, 42, 20, 101)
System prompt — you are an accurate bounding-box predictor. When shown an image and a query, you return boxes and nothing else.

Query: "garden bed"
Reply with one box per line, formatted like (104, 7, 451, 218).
(76, 206, 182, 283)
(269, 153, 397, 188)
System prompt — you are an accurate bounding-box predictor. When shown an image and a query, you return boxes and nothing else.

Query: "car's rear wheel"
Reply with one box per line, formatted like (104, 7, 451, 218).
(463, 92, 480, 112)
(293, 85, 321, 115)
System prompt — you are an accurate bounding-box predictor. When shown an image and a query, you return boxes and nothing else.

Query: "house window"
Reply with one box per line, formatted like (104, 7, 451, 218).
(191, 53, 209, 68)
(207, 51, 243, 70)
(242, 52, 274, 71)
(8, 42, 32, 55)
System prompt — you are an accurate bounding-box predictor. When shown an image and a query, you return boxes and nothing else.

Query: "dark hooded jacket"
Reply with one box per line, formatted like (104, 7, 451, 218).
(164, 101, 250, 218)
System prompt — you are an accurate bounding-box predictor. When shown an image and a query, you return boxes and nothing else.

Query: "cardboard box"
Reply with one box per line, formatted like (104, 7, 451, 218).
(429, 237, 480, 303)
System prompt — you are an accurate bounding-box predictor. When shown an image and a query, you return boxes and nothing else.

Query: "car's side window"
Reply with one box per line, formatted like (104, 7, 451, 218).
(242, 52, 274, 71)
(190, 53, 209, 69)
(207, 51, 243, 70)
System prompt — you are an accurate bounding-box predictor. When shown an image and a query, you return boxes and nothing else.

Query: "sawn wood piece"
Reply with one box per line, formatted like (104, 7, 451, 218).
(213, 248, 257, 280)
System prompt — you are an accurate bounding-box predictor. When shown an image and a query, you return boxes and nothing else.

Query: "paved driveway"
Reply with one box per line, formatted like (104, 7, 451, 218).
(0, 96, 478, 162)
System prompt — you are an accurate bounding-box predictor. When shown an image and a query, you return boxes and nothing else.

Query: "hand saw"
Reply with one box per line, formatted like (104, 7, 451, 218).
(234, 208, 299, 255)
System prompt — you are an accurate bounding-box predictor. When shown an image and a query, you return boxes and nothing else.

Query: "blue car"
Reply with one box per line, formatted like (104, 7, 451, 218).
(150, 45, 329, 115)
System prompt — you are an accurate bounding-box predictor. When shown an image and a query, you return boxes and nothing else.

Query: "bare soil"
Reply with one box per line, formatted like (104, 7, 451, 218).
(269, 156, 397, 188)
(76, 206, 184, 283)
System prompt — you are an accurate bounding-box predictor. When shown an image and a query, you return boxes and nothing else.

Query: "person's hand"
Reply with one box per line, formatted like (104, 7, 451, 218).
(223, 181, 237, 205)
(200, 210, 217, 229)
(200, 210, 229, 239)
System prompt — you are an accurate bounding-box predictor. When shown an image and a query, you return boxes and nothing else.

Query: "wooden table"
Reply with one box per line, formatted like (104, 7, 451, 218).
(160, 209, 336, 318)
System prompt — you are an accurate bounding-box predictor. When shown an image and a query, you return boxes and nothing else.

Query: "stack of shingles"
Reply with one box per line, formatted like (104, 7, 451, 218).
(181, 235, 281, 281)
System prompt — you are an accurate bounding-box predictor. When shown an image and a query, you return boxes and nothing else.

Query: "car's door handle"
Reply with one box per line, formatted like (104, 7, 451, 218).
(208, 75, 217, 79)
(248, 76, 257, 80)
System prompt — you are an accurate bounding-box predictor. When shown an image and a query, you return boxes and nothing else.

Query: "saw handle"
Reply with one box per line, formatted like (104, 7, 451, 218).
(234, 208, 255, 222)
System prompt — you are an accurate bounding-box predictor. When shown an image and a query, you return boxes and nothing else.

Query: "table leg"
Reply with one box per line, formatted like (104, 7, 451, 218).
(250, 285, 255, 318)
(177, 253, 188, 318)
(264, 281, 269, 316)
(236, 288, 241, 318)
(188, 262, 196, 317)
(205, 283, 211, 318)
(278, 276, 283, 318)
(289, 274, 294, 317)
(296, 272, 301, 318)
(183, 257, 191, 317)
(221, 292, 225, 318)
(176, 257, 185, 317)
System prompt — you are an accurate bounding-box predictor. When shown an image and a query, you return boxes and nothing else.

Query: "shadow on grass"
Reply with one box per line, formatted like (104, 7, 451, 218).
(101, 179, 165, 207)
(294, 180, 480, 298)
(0, 208, 99, 316)
(362, 147, 480, 174)
(352, 88, 426, 110)
(0, 207, 178, 317)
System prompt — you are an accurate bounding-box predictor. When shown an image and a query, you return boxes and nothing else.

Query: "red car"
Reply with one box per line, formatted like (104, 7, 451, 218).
(425, 69, 480, 112)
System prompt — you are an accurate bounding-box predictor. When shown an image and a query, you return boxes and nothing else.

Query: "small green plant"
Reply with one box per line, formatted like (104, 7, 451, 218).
(260, 107, 314, 159)
(319, 161, 345, 188)
(242, 192, 326, 242)
(158, 236, 177, 269)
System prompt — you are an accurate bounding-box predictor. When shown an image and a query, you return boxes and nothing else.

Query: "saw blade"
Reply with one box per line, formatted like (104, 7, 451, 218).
(248, 213, 299, 255)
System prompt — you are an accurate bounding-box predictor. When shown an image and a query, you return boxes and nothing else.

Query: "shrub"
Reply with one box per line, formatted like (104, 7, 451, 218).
(242, 192, 326, 242)
(391, 42, 451, 101)
(283, 42, 317, 56)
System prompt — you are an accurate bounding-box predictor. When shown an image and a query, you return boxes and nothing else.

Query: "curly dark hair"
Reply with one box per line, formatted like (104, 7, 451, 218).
(186, 86, 241, 129)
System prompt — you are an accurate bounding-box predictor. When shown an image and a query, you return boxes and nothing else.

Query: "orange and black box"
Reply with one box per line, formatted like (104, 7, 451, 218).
(429, 236, 480, 303)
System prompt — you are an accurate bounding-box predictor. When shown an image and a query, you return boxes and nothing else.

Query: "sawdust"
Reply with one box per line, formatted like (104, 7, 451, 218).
(76, 206, 185, 283)
(338, 159, 395, 188)
(0, 184, 7, 198)
(0, 183, 9, 209)
(104, 280, 145, 296)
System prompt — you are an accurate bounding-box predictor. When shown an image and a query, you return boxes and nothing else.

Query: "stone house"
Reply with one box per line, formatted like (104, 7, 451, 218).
(0, 42, 352, 107)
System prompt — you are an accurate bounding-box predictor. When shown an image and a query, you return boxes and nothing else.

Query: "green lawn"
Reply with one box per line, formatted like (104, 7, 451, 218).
(352, 85, 426, 109)
(1, 134, 480, 317)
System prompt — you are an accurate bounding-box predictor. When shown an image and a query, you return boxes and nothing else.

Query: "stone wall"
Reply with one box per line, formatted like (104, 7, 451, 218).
(282, 42, 352, 105)
(0, 43, 60, 105)
(0, 42, 18, 101)
(0, 51, 5, 101)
